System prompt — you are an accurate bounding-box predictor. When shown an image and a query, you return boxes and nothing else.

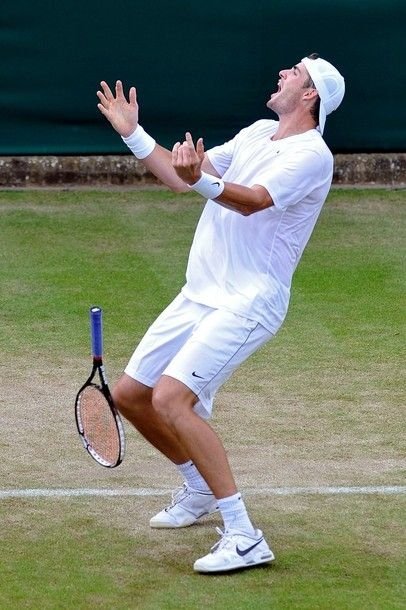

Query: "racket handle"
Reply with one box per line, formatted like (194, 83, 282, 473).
(90, 306, 103, 359)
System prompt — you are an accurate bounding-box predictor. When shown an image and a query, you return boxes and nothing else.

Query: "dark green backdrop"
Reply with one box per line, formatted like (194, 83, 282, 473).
(1, 0, 405, 154)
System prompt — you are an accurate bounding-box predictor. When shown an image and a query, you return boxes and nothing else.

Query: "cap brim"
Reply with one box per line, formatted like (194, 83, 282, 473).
(319, 103, 327, 134)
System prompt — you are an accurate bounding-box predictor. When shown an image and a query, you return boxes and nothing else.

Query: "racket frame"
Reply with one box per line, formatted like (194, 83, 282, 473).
(75, 307, 125, 468)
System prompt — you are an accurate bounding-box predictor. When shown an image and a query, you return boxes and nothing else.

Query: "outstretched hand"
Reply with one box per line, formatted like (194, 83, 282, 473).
(172, 132, 205, 185)
(97, 80, 139, 138)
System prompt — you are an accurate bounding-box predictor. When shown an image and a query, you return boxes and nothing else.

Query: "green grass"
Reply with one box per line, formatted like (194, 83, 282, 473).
(1, 495, 404, 610)
(0, 190, 198, 360)
(0, 188, 404, 609)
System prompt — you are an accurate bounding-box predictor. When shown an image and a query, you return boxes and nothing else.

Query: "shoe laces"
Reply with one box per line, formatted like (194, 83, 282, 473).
(168, 484, 189, 509)
(210, 527, 239, 553)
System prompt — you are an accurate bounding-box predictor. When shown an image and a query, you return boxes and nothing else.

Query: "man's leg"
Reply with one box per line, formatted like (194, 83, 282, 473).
(112, 373, 190, 464)
(152, 374, 275, 573)
(113, 373, 218, 528)
(152, 375, 237, 499)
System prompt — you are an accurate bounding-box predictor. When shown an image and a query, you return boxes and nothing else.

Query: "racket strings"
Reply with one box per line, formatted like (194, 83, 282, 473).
(78, 385, 120, 465)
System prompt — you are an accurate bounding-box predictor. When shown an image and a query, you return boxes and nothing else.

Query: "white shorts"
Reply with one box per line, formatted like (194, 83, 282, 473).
(125, 294, 273, 419)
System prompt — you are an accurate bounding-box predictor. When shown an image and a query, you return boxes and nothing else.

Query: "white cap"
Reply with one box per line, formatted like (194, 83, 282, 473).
(301, 56, 345, 134)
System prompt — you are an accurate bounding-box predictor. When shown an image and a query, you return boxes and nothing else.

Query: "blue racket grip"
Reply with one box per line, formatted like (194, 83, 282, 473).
(90, 306, 103, 359)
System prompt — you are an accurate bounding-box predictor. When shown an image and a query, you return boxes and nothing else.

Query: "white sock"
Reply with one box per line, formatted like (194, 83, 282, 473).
(176, 461, 212, 493)
(217, 492, 256, 535)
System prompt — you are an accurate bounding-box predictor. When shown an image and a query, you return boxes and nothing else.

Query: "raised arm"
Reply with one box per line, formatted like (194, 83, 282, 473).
(172, 133, 273, 215)
(97, 80, 217, 192)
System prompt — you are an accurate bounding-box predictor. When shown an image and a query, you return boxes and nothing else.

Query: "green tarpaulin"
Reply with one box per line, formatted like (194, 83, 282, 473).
(1, 0, 404, 154)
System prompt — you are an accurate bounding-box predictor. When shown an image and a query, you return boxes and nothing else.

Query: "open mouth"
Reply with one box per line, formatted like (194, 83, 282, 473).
(271, 81, 281, 97)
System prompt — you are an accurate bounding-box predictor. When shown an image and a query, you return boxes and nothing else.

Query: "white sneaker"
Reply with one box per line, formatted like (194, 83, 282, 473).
(150, 484, 218, 528)
(193, 527, 275, 573)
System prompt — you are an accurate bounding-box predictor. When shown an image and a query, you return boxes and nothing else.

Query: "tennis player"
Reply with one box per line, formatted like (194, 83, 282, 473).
(97, 53, 345, 573)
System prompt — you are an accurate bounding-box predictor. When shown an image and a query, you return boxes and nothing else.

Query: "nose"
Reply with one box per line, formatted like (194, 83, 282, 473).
(279, 69, 288, 79)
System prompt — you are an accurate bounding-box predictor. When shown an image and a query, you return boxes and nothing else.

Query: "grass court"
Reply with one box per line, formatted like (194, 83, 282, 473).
(0, 187, 404, 609)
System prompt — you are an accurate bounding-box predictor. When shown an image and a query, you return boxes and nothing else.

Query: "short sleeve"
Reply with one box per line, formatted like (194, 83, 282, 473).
(254, 148, 333, 210)
(206, 124, 257, 177)
(206, 138, 236, 177)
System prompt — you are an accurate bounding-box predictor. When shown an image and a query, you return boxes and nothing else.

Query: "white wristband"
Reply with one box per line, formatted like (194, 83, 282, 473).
(122, 125, 156, 159)
(188, 172, 225, 199)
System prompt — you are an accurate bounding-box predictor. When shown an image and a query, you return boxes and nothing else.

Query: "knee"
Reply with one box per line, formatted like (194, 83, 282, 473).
(151, 385, 173, 425)
(152, 377, 196, 427)
(112, 375, 152, 419)
(112, 384, 131, 414)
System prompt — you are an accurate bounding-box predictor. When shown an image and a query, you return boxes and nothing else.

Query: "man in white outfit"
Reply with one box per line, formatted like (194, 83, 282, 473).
(97, 53, 345, 573)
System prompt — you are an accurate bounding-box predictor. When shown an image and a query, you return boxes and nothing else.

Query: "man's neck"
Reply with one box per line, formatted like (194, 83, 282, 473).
(271, 114, 317, 141)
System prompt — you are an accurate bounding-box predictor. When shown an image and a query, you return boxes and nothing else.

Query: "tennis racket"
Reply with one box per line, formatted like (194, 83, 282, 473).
(75, 306, 125, 467)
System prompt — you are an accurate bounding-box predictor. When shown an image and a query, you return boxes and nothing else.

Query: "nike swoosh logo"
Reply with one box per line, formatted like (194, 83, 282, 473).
(211, 181, 220, 187)
(236, 538, 263, 557)
(192, 371, 204, 379)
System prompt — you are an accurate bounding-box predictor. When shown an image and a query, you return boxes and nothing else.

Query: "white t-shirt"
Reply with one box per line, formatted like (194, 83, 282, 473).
(181, 119, 334, 334)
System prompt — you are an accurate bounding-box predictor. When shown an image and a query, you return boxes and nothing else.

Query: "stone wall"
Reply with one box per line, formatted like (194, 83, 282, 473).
(0, 154, 405, 188)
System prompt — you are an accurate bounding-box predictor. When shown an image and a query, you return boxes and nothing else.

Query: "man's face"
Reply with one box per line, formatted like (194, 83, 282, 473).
(267, 61, 311, 114)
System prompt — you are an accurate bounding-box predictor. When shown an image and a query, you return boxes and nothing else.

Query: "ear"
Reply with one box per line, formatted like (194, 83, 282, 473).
(303, 88, 319, 101)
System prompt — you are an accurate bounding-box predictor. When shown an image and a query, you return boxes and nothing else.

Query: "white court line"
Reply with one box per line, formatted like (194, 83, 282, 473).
(0, 485, 405, 500)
